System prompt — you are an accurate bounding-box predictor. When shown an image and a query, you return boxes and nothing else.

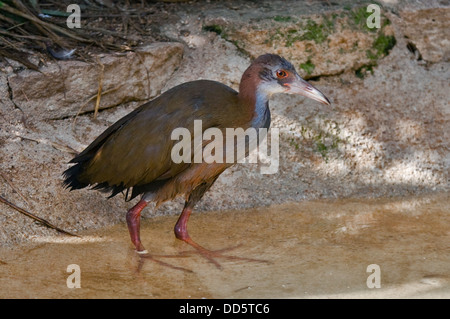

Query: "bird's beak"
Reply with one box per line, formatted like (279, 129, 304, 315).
(286, 75, 331, 106)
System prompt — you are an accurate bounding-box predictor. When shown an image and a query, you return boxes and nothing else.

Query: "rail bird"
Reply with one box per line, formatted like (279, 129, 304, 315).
(63, 54, 330, 266)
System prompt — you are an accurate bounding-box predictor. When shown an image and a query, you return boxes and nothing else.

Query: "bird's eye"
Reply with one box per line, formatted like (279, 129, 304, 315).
(276, 70, 288, 79)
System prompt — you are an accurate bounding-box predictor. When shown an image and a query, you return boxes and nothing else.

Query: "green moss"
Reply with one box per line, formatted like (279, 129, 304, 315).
(202, 25, 223, 35)
(295, 120, 344, 162)
(351, 7, 371, 26)
(372, 33, 396, 56)
(273, 15, 293, 23)
(285, 29, 299, 47)
(315, 121, 343, 162)
(265, 28, 283, 47)
(366, 49, 378, 61)
(267, 14, 337, 47)
(355, 64, 374, 79)
(357, 33, 396, 79)
(355, 28, 395, 79)
(289, 138, 300, 150)
(315, 141, 329, 161)
(299, 59, 315, 75)
(343, 4, 352, 11)
(299, 18, 334, 44)
(346, 5, 383, 33)
(365, 33, 396, 63)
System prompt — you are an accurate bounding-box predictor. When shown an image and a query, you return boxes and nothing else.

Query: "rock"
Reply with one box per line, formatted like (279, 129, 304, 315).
(397, 7, 450, 62)
(7, 42, 184, 121)
(203, 5, 396, 78)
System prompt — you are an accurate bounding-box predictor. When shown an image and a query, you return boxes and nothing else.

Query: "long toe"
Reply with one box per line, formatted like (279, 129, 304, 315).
(138, 251, 193, 273)
(177, 237, 269, 269)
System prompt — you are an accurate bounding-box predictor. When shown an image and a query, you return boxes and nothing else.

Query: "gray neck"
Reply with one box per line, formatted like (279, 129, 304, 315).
(251, 89, 271, 129)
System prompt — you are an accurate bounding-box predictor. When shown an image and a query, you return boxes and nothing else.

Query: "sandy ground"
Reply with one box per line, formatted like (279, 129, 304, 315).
(0, 193, 448, 299)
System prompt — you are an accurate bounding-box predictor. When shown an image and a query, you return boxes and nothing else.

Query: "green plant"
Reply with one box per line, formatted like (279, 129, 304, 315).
(349, 6, 377, 33)
(273, 15, 293, 23)
(355, 64, 374, 79)
(299, 18, 333, 44)
(372, 33, 396, 57)
(202, 25, 223, 35)
(299, 59, 315, 75)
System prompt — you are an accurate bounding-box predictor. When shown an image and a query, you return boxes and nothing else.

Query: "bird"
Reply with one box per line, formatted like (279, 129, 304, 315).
(63, 54, 330, 266)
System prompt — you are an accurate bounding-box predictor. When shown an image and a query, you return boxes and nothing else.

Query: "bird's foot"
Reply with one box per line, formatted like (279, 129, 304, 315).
(136, 250, 193, 273)
(175, 237, 269, 270)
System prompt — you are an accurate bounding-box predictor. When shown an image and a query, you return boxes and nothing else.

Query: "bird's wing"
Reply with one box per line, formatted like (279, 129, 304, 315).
(75, 80, 239, 189)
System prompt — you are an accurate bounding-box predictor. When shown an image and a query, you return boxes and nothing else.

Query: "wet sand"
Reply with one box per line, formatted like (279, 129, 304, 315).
(0, 193, 448, 299)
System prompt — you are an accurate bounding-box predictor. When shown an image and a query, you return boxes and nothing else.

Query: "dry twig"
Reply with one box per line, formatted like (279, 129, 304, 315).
(18, 136, 78, 155)
(0, 172, 30, 207)
(94, 57, 105, 119)
(72, 85, 122, 131)
(0, 195, 78, 237)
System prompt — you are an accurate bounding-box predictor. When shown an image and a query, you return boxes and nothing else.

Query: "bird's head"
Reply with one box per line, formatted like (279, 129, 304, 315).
(241, 54, 331, 106)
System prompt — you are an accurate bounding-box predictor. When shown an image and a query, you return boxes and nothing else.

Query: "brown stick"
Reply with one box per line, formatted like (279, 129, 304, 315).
(72, 85, 122, 131)
(18, 136, 78, 155)
(94, 58, 105, 120)
(0, 195, 78, 237)
(0, 172, 30, 207)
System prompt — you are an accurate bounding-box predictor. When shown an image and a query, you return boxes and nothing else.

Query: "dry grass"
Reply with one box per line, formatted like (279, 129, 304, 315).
(0, 0, 170, 69)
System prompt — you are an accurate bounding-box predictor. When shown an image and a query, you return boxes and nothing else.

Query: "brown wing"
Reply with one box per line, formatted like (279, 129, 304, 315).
(64, 80, 240, 195)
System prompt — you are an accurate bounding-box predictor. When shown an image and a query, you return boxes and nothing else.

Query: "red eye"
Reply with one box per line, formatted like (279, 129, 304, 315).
(276, 70, 288, 78)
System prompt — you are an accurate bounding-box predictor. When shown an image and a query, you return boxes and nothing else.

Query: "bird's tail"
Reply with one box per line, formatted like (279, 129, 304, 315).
(62, 163, 89, 191)
(62, 162, 129, 199)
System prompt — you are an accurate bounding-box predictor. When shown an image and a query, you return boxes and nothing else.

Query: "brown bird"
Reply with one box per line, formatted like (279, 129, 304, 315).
(63, 54, 330, 266)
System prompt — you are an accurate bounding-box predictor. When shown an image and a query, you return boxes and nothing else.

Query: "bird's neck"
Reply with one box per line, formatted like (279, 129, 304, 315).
(252, 87, 271, 129)
(238, 71, 271, 129)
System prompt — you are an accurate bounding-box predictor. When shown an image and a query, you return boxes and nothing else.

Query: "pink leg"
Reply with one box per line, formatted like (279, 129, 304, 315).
(127, 199, 193, 273)
(174, 205, 207, 251)
(174, 206, 212, 254)
(126, 199, 148, 253)
(174, 206, 192, 242)
(174, 205, 266, 269)
(174, 206, 223, 268)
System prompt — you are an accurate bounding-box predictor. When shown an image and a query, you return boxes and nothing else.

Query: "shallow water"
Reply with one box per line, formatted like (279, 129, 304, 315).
(0, 193, 449, 298)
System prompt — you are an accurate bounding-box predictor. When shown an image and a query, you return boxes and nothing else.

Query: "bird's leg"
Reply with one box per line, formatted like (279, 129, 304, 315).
(174, 182, 214, 247)
(127, 199, 193, 273)
(174, 205, 217, 254)
(173, 201, 266, 269)
(174, 204, 222, 268)
(174, 204, 193, 242)
(126, 199, 148, 253)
